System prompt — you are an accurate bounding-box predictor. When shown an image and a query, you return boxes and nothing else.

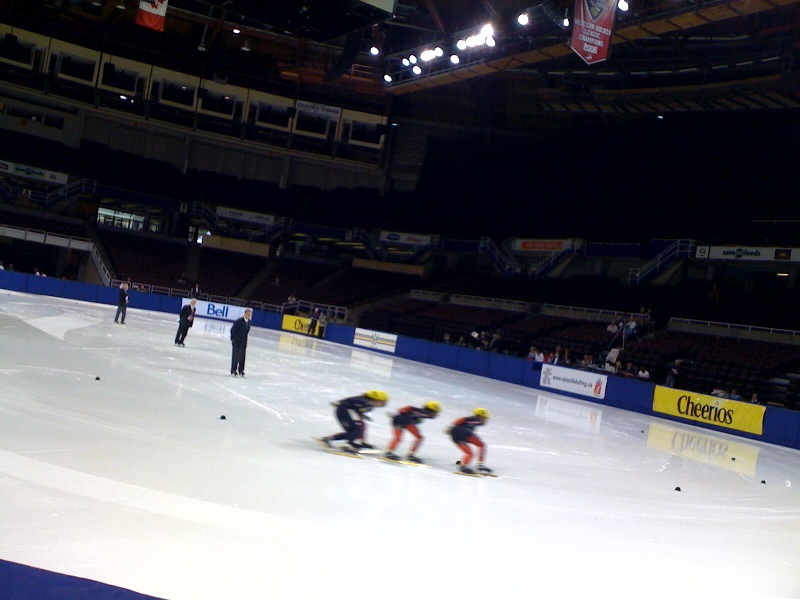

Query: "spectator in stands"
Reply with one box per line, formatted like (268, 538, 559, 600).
(114, 282, 129, 324)
(527, 346, 544, 362)
(230, 308, 252, 377)
(174, 298, 197, 346)
(317, 311, 328, 339)
(284, 293, 297, 315)
(562, 348, 571, 365)
(637, 366, 650, 380)
(488, 332, 502, 353)
(624, 318, 638, 341)
(749, 393, 759, 404)
(708, 284, 720, 309)
(0, 261, 4, 270)
(190, 283, 201, 298)
(729, 388, 743, 401)
(625, 362, 637, 377)
(307, 308, 320, 336)
(551, 345, 563, 364)
(606, 319, 619, 334)
(665, 360, 680, 388)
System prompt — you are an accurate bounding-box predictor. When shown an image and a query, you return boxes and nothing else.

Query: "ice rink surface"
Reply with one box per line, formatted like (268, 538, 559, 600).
(1, 290, 799, 600)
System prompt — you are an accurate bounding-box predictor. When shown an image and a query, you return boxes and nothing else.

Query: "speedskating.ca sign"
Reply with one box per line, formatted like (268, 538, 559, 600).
(540, 364, 607, 399)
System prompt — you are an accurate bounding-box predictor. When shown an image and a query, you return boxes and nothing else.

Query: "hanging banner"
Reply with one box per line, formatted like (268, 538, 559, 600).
(570, 0, 616, 65)
(136, 0, 169, 32)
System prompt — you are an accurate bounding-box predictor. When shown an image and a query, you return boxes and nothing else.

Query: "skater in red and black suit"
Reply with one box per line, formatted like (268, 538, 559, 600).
(384, 401, 441, 463)
(319, 390, 389, 453)
(450, 408, 493, 474)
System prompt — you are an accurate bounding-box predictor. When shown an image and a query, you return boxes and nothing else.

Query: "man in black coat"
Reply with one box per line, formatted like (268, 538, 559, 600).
(174, 298, 197, 346)
(114, 282, 129, 324)
(230, 308, 252, 376)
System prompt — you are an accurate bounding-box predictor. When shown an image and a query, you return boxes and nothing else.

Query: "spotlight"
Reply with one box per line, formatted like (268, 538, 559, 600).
(412, 65, 421, 75)
(450, 54, 460, 64)
(486, 37, 496, 47)
(370, 46, 380, 56)
(232, 27, 241, 34)
(434, 46, 444, 57)
(402, 58, 410, 67)
(517, 13, 529, 26)
(409, 54, 417, 64)
(480, 24, 494, 37)
(383, 74, 392, 82)
(618, 0, 629, 10)
(241, 40, 250, 52)
(456, 39, 467, 50)
(563, 9, 570, 27)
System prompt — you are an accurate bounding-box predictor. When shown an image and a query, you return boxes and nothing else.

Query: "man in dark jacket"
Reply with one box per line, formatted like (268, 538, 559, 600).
(174, 298, 197, 346)
(230, 308, 252, 376)
(114, 282, 129, 324)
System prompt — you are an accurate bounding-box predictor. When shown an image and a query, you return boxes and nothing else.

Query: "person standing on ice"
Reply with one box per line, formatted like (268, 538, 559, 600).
(449, 408, 493, 475)
(384, 401, 441, 464)
(319, 390, 389, 452)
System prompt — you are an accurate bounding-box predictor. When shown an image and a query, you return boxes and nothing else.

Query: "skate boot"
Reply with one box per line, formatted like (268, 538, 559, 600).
(477, 463, 493, 474)
(317, 437, 333, 449)
(384, 451, 400, 461)
(460, 465, 475, 474)
(406, 454, 424, 464)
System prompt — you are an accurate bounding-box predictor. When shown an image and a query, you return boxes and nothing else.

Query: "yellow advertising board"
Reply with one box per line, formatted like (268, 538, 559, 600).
(281, 314, 311, 334)
(653, 387, 766, 435)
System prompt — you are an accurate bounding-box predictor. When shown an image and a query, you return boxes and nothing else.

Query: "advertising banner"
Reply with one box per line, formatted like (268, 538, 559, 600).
(182, 298, 247, 322)
(379, 231, 432, 246)
(570, 0, 617, 65)
(353, 328, 397, 353)
(296, 100, 341, 119)
(695, 245, 799, 262)
(540, 364, 607, 399)
(653, 387, 766, 435)
(511, 239, 566, 252)
(0, 160, 69, 185)
(281, 314, 311, 335)
(216, 206, 275, 226)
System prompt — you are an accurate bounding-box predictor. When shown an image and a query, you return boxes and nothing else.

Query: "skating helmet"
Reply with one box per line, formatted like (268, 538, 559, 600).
(424, 401, 442, 415)
(365, 390, 389, 405)
(473, 407, 490, 419)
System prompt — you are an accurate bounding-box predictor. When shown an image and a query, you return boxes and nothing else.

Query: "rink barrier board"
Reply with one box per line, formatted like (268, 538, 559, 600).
(1, 271, 799, 451)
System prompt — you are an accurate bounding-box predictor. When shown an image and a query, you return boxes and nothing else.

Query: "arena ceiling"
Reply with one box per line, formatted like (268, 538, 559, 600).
(4, 0, 800, 125)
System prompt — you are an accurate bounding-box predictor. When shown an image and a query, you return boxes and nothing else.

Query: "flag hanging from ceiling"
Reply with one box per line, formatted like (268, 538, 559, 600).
(135, 0, 168, 32)
(570, 0, 617, 65)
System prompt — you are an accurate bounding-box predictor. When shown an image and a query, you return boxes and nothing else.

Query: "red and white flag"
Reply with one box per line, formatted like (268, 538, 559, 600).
(570, 0, 617, 65)
(135, 0, 168, 32)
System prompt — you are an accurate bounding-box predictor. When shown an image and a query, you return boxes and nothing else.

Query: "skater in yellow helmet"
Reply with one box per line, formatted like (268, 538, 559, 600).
(449, 408, 492, 474)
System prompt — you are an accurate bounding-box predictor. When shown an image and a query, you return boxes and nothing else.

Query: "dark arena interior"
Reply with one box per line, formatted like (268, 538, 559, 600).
(1, 1, 800, 597)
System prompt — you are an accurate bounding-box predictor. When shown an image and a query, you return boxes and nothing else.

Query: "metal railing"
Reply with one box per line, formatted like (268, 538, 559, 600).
(627, 239, 696, 285)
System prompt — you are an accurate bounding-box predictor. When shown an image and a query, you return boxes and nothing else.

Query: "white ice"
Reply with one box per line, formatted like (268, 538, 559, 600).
(0, 290, 799, 600)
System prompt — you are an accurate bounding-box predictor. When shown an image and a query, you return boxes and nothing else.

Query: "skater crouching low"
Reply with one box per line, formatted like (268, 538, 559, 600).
(384, 401, 441, 464)
(449, 408, 493, 474)
(319, 390, 389, 453)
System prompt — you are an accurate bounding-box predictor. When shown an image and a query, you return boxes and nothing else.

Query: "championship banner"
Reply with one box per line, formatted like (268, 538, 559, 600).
(136, 0, 168, 32)
(653, 387, 766, 435)
(353, 328, 397, 354)
(570, 0, 616, 65)
(379, 231, 432, 246)
(281, 314, 311, 335)
(216, 206, 274, 226)
(540, 364, 607, 400)
(182, 298, 248, 322)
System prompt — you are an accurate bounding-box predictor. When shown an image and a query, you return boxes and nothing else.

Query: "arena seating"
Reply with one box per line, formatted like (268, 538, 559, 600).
(197, 247, 265, 298)
(98, 228, 187, 288)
